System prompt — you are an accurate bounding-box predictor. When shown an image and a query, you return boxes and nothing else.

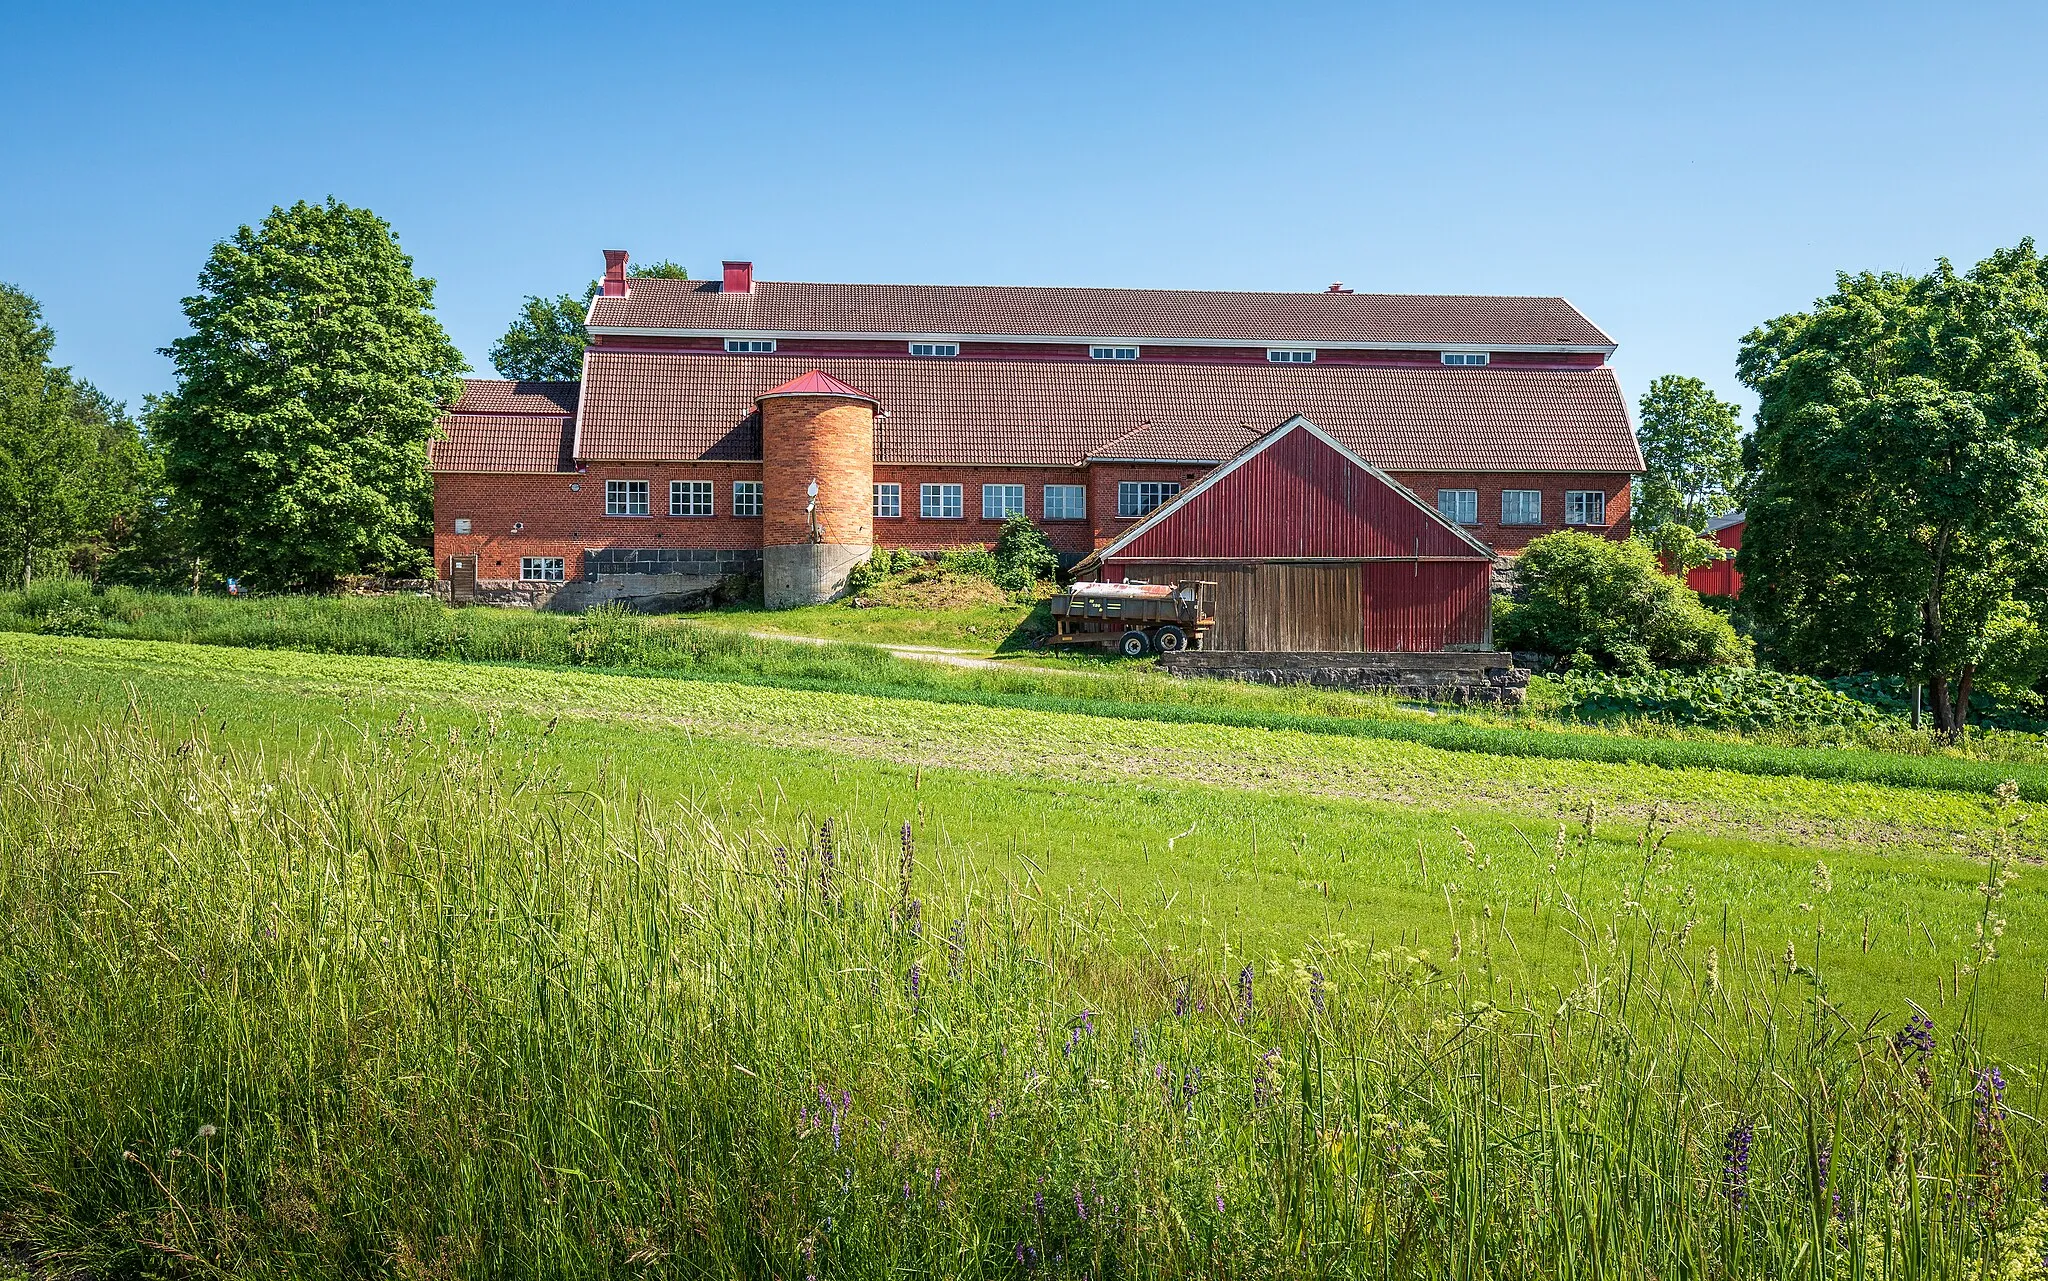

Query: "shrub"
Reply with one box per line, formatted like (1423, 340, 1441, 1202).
(36, 599, 105, 638)
(1498, 531, 1750, 671)
(847, 549, 927, 595)
(937, 547, 999, 580)
(991, 515, 1060, 591)
(1556, 666, 1890, 732)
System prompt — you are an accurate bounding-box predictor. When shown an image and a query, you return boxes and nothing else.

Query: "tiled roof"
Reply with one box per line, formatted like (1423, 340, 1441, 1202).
(588, 278, 1614, 349)
(430, 381, 579, 472)
(757, 369, 878, 403)
(573, 351, 1643, 473)
(447, 379, 579, 415)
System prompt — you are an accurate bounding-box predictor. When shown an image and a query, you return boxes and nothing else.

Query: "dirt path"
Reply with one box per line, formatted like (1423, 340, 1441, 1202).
(742, 629, 1061, 672)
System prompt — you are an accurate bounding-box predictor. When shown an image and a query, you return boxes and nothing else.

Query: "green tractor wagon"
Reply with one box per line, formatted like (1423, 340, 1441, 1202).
(1044, 580, 1217, 657)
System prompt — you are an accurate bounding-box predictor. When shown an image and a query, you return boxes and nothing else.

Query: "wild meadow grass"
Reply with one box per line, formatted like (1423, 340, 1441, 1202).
(7, 582, 2048, 801)
(1, 678, 2045, 1277)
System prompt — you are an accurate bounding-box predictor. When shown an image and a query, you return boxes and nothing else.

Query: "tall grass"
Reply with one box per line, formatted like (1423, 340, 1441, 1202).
(9, 581, 2048, 802)
(0, 689, 2042, 1277)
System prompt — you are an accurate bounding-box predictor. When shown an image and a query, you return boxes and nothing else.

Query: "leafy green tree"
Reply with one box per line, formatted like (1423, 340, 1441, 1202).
(1496, 530, 1750, 672)
(490, 261, 692, 382)
(153, 199, 466, 589)
(490, 294, 588, 381)
(991, 514, 1060, 589)
(0, 284, 150, 588)
(1736, 241, 2048, 732)
(1633, 374, 1745, 537)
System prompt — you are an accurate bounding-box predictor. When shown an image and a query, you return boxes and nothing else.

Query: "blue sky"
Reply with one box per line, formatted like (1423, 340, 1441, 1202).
(5, 1, 2045, 417)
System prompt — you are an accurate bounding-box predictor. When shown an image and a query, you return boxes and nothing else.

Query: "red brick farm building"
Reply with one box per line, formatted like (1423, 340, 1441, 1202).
(431, 255, 1641, 637)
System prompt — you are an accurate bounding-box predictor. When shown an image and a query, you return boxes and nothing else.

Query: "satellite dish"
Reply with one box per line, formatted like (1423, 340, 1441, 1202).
(807, 479, 820, 499)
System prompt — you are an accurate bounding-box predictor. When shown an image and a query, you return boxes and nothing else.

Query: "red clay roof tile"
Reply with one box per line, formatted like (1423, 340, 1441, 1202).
(587, 278, 1614, 349)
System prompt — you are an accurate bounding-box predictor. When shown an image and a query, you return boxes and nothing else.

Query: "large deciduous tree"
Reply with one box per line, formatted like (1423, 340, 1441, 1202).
(489, 259, 691, 382)
(0, 283, 148, 588)
(1632, 374, 1745, 574)
(154, 199, 466, 588)
(1737, 241, 2048, 732)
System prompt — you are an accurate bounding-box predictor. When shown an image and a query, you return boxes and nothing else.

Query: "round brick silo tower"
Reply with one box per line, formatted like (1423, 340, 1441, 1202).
(757, 371, 877, 608)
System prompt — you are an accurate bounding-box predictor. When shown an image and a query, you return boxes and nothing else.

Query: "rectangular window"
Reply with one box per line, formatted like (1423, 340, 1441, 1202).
(908, 342, 959, 357)
(520, 556, 565, 582)
(725, 338, 776, 353)
(873, 483, 902, 519)
(1436, 488, 1479, 525)
(1089, 345, 1140, 361)
(981, 484, 1024, 520)
(670, 480, 713, 517)
(1566, 490, 1608, 526)
(1441, 351, 1490, 366)
(1267, 348, 1316, 363)
(1117, 480, 1180, 519)
(920, 483, 963, 519)
(731, 480, 763, 517)
(605, 480, 650, 516)
(1043, 484, 1087, 520)
(1501, 489, 1543, 525)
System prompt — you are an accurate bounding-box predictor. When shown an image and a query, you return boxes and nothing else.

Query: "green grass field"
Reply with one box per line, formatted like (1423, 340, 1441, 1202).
(3, 628, 2047, 1276)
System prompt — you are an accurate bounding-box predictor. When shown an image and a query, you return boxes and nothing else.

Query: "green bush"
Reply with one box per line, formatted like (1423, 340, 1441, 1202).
(36, 598, 106, 638)
(564, 602, 645, 667)
(847, 548, 928, 594)
(1556, 666, 1890, 732)
(1499, 531, 1750, 671)
(991, 515, 1060, 591)
(937, 547, 999, 579)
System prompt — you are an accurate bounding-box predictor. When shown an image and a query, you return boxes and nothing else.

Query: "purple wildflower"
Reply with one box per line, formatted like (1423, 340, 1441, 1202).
(1891, 1013, 1935, 1062)
(1723, 1121, 1754, 1210)
(1074, 1187, 1087, 1221)
(817, 819, 836, 901)
(1183, 1065, 1202, 1102)
(1254, 1047, 1281, 1107)
(1237, 964, 1255, 1022)
(1173, 977, 1191, 1018)
(1216, 1193, 1225, 1214)
(1034, 1185, 1044, 1217)
(1309, 967, 1327, 1014)
(947, 917, 967, 977)
(908, 962, 923, 1004)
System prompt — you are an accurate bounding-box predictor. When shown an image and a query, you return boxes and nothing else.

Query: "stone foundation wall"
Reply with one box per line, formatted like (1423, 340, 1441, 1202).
(1160, 650, 1529, 706)
(584, 547, 762, 579)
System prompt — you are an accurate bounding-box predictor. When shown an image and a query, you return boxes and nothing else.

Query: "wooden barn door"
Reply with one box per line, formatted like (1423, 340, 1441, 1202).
(448, 555, 478, 605)
(1246, 564, 1362, 651)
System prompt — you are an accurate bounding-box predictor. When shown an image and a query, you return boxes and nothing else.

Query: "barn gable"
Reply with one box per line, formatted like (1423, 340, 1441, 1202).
(1090, 416, 1496, 565)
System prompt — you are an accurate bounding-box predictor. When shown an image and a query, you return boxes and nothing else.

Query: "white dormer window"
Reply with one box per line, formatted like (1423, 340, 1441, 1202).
(1267, 349, 1316, 363)
(1441, 351, 1489, 366)
(908, 342, 959, 357)
(1089, 346, 1140, 361)
(726, 339, 775, 353)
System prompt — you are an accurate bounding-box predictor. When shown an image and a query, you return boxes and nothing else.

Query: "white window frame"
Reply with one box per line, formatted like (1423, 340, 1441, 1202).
(725, 338, 776, 353)
(1266, 348, 1316, 363)
(1116, 480, 1180, 519)
(1441, 351, 1490, 366)
(605, 480, 651, 517)
(908, 341, 959, 357)
(1566, 490, 1608, 526)
(520, 556, 565, 582)
(1437, 488, 1479, 526)
(731, 480, 763, 517)
(981, 484, 1025, 520)
(920, 483, 964, 519)
(1089, 345, 1140, 361)
(1501, 489, 1543, 526)
(669, 479, 713, 517)
(873, 483, 902, 519)
(1043, 484, 1087, 521)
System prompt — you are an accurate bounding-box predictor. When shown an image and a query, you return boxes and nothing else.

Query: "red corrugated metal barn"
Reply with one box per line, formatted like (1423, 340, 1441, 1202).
(1076, 417, 1496, 652)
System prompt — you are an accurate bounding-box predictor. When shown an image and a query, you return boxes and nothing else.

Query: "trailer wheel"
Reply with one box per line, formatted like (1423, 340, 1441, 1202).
(1119, 630, 1151, 658)
(1152, 625, 1188, 653)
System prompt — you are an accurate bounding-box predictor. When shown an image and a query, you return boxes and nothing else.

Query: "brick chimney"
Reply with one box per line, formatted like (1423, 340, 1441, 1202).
(601, 250, 629, 297)
(722, 260, 754, 294)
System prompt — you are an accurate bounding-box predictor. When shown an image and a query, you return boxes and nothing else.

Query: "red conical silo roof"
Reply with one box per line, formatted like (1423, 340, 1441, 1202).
(755, 370, 879, 406)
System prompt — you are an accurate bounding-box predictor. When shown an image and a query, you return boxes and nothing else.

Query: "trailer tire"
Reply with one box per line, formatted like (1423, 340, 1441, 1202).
(1119, 630, 1151, 658)
(1153, 625, 1188, 653)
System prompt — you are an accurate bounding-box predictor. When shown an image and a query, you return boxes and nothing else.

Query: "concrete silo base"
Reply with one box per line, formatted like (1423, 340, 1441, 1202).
(763, 542, 871, 609)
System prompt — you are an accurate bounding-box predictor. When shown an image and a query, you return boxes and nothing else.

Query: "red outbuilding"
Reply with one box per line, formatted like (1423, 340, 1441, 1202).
(1683, 510, 1745, 598)
(1076, 417, 1497, 651)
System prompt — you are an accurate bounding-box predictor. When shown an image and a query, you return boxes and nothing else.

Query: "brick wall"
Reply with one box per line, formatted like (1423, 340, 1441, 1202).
(433, 463, 765, 582)
(871, 464, 1097, 554)
(1386, 471, 1634, 553)
(1086, 462, 1220, 548)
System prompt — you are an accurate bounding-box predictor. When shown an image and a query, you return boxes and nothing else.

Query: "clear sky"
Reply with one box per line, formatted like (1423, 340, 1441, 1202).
(5, 1, 2045, 418)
